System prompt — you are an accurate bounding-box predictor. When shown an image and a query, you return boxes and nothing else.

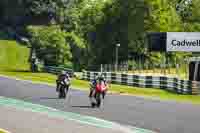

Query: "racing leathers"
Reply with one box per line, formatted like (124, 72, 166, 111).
(56, 73, 70, 92)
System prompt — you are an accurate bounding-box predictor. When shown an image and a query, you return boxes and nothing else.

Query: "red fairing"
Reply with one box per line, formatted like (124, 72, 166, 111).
(96, 83, 107, 92)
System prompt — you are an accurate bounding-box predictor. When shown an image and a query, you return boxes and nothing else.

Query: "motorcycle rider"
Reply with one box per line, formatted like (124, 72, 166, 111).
(98, 74, 108, 99)
(89, 74, 108, 99)
(89, 75, 98, 98)
(56, 71, 71, 92)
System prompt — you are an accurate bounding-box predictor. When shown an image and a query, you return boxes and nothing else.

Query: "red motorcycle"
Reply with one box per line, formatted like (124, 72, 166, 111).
(90, 82, 107, 108)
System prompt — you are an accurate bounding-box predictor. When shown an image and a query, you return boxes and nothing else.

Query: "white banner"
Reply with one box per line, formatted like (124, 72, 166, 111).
(167, 32, 200, 52)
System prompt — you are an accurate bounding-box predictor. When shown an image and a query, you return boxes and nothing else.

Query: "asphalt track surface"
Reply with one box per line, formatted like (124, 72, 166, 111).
(0, 76, 200, 133)
(0, 105, 129, 133)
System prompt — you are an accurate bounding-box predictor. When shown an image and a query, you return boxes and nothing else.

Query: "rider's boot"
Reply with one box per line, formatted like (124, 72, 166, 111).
(56, 81, 59, 92)
(66, 85, 69, 93)
(56, 85, 59, 92)
(102, 91, 106, 99)
(89, 90, 93, 98)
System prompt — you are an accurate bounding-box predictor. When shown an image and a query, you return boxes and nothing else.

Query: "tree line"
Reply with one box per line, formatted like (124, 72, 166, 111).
(0, 0, 199, 71)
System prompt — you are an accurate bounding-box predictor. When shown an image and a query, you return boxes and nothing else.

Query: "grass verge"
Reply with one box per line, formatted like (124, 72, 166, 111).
(0, 40, 29, 71)
(0, 128, 10, 133)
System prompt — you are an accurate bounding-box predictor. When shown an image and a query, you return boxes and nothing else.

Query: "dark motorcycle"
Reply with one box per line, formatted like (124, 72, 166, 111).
(58, 84, 66, 98)
(58, 80, 70, 99)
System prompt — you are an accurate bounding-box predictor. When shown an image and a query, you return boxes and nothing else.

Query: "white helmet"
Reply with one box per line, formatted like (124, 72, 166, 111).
(95, 73, 99, 79)
(61, 70, 66, 75)
(66, 73, 69, 77)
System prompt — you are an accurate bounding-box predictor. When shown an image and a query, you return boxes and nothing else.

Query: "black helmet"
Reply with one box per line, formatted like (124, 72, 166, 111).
(99, 75, 104, 81)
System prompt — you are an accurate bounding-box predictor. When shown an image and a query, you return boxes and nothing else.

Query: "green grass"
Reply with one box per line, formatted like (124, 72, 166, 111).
(0, 129, 9, 133)
(0, 40, 30, 71)
(0, 39, 200, 105)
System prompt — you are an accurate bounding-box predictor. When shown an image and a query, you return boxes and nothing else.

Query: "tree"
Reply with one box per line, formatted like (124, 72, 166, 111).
(27, 25, 72, 66)
(2, 0, 199, 70)
(62, 0, 146, 70)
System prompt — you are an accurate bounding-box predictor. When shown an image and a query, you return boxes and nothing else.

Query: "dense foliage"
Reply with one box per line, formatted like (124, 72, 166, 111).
(1, 0, 200, 71)
(27, 25, 72, 67)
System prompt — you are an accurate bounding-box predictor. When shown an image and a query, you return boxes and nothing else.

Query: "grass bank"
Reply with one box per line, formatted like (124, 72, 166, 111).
(0, 40, 30, 71)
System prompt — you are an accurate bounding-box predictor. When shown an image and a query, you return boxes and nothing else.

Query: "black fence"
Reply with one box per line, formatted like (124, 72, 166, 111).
(83, 71, 200, 95)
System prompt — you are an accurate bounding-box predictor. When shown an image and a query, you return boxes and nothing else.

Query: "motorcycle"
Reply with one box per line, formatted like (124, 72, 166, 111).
(58, 79, 70, 99)
(90, 82, 107, 108)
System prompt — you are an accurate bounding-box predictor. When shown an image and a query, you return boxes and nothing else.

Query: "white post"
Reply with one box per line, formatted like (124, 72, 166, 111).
(115, 46, 118, 71)
(193, 62, 199, 81)
(101, 64, 103, 73)
(115, 43, 120, 72)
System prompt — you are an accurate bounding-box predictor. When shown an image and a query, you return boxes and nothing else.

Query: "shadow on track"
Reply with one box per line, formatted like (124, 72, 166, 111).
(39, 97, 60, 100)
(21, 97, 59, 100)
(71, 105, 92, 108)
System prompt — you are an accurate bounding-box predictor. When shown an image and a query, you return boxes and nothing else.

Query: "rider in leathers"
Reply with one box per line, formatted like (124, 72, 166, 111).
(56, 71, 71, 92)
(89, 76, 98, 98)
(89, 74, 107, 99)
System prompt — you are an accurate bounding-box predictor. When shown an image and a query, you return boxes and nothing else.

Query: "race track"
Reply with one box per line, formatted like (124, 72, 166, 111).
(0, 76, 200, 133)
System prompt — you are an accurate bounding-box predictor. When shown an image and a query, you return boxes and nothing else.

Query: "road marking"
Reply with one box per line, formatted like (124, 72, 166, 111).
(0, 96, 156, 133)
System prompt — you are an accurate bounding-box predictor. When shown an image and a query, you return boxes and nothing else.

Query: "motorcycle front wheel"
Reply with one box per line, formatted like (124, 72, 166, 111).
(59, 86, 66, 99)
(95, 92, 101, 108)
